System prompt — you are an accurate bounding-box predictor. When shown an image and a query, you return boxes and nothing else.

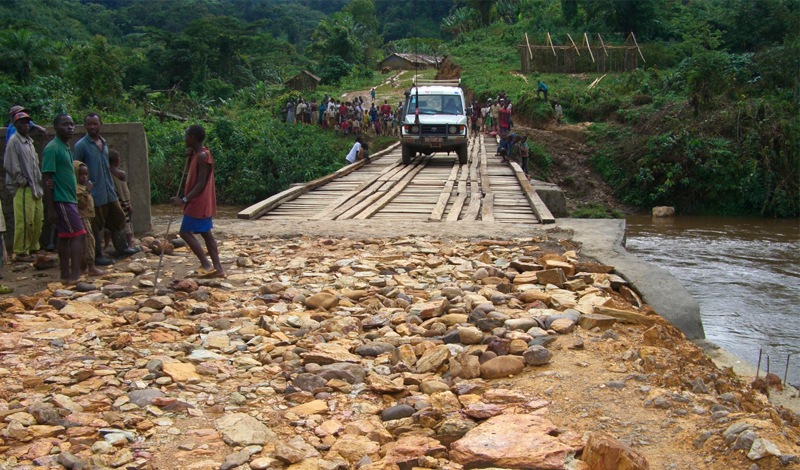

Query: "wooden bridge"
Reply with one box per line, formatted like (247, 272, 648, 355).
(238, 136, 560, 224)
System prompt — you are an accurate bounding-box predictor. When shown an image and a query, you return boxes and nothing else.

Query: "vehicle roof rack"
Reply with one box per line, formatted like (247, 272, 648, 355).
(413, 78, 462, 87)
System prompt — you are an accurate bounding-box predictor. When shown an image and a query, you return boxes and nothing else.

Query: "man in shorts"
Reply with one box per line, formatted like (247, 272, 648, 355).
(42, 114, 85, 284)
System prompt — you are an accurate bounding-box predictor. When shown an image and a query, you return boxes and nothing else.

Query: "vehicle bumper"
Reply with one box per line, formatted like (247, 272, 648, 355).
(402, 135, 467, 149)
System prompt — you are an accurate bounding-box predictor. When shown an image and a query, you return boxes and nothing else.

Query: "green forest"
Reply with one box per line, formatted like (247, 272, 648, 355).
(1, 0, 797, 216)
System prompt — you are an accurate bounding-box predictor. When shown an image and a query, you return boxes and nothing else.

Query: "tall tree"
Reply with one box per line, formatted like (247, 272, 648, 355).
(0, 29, 58, 84)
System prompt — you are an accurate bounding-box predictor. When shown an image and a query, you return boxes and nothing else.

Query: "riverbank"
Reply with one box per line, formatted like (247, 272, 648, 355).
(0, 219, 798, 469)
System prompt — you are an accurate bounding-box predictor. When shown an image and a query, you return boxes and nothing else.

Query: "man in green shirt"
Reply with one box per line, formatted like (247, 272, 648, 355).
(42, 114, 85, 284)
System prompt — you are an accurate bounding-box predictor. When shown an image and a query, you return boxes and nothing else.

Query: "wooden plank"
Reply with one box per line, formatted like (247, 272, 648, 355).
(354, 157, 431, 219)
(462, 195, 481, 221)
(509, 161, 555, 224)
(595, 306, 655, 326)
(445, 195, 466, 222)
(311, 160, 406, 220)
(547, 32, 556, 57)
(481, 193, 494, 222)
(334, 160, 424, 220)
(238, 142, 400, 219)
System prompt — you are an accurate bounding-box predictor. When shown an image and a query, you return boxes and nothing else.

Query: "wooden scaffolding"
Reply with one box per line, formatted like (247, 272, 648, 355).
(519, 32, 645, 74)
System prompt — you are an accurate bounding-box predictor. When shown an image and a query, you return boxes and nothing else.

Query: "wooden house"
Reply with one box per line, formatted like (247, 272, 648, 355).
(284, 70, 321, 91)
(379, 53, 439, 71)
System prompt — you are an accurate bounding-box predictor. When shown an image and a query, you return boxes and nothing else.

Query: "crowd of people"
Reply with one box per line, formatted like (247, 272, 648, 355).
(284, 93, 406, 138)
(1, 105, 223, 288)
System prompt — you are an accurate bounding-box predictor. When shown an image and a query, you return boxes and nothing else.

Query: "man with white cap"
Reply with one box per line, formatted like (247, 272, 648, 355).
(3, 111, 44, 261)
(6, 105, 47, 141)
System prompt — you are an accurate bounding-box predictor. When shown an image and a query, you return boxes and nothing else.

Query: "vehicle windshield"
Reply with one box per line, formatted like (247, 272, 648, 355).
(407, 94, 463, 115)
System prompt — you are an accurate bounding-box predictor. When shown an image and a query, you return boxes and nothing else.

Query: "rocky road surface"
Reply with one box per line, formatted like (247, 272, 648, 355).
(0, 234, 798, 470)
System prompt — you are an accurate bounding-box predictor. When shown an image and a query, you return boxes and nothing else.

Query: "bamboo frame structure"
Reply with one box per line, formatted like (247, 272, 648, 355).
(519, 32, 644, 74)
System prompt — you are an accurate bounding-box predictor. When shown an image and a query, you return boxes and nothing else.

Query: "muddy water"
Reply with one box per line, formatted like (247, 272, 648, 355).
(624, 215, 800, 385)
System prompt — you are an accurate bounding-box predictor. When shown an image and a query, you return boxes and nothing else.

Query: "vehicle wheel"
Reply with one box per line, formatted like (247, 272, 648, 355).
(457, 144, 468, 165)
(402, 144, 413, 165)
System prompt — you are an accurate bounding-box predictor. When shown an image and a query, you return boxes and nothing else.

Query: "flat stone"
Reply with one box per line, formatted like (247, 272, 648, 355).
(289, 399, 328, 416)
(450, 414, 572, 469)
(549, 318, 575, 334)
(162, 362, 199, 382)
(127, 389, 165, 408)
(536, 269, 566, 288)
(303, 343, 362, 364)
(480, 356, 524, 379)
(221, 450, 252, 470)
(215, 413, 277, 446)
(330, 435, 380, 464)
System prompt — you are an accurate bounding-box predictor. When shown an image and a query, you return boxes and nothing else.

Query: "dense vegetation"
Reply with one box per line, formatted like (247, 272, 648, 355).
(443, 0, 798, 217)
(1, 0, 797, 216)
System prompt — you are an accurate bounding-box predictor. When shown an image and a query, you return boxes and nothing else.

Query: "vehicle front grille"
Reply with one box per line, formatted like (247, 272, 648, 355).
(421, 125, 447, 135)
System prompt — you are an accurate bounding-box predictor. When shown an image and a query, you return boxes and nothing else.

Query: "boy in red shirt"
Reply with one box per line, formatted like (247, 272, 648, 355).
(171, 125, 224, 278)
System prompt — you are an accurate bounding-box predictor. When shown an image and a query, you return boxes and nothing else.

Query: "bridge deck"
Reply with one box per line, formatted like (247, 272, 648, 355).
(246, 135, 551, 223)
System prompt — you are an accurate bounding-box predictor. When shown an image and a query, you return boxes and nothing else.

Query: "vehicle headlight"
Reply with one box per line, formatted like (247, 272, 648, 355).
(448, 125, 458, 134)
(410, 125, 420, 134)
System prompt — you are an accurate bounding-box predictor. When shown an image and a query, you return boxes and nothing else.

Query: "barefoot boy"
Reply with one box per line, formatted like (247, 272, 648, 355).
(171, 125, 224, 278)
(74, 162, 103, 276)
(42, 114, 85, 284)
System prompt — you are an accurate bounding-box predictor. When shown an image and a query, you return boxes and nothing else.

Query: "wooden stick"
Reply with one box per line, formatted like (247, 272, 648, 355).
(525, 33, 533, 60)
(584, 32, 595, 63)
(547, 32, 556, 57)
(567, 34, 581, 56)
(152, 159, 189, 294)
(631, 31, 646, 63)
(598, 33, 609, 56)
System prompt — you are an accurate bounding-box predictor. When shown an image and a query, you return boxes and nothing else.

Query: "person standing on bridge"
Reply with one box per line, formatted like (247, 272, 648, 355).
(490, 99, 500, 135)
(172, 124, 224, 279)
(498, 101, 511, 135)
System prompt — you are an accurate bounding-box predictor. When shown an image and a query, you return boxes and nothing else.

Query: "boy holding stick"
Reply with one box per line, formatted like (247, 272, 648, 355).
(170, 125, 224, 278)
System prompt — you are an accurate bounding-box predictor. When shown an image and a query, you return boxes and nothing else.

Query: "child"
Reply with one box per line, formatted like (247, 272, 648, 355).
(363, 110, 371, 135)
(519, 136, 530, 177)
(107, 149, 136, 251)
(171, 125, 224, 278)
(341, 119, 350, 137)
(352, 115, 361, 135)
(509, 134, 521, 165)
(74, 162, 103, 276)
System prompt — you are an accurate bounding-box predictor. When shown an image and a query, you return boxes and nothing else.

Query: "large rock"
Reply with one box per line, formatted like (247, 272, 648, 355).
(536, 269, 566, 288)
(651, 206, 675, 217)
(215, 413, 277, 446)
(416, 345, 451, 373)
(450, 414, 572, 469)
(410, 298, 449, 318)
(524, 346, 553, 366)
(747, 438, 781, 461)
(582, 432, 649, 470)
(480, 356, 524, 379)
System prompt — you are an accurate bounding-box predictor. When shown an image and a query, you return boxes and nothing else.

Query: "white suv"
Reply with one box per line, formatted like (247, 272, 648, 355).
(400, 78, 469, 165)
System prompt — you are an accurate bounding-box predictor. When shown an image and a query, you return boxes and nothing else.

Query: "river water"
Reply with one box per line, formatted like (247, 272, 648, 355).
(624, 215, 800, 385)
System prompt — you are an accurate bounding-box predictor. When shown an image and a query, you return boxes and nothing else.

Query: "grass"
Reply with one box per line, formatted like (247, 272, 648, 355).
(571, 203, 622, 219)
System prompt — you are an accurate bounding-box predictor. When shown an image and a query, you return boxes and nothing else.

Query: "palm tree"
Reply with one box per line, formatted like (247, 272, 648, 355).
(0, 29, 58, 84)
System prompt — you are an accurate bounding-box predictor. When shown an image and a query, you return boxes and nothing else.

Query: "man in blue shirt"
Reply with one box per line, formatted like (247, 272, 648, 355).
(537, 80, 548, 102)
(5, 105, 48, 141)
(72, 113, 138, 264)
